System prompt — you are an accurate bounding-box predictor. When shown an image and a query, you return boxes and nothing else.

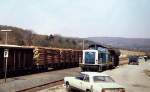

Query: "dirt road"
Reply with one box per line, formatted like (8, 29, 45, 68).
(39, 59, 150, 92)
(104, 59, 150, 92)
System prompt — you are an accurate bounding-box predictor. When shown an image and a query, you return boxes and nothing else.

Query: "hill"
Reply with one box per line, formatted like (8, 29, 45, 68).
(87, 37, 150, 52)
(0, 25, 92, 49)
(1, 25, 149, 52)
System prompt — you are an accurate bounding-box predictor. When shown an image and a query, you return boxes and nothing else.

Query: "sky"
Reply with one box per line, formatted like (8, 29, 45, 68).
(0, 0, 150, 38)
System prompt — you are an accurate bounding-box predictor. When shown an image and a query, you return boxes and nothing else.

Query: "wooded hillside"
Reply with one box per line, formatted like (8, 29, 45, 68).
(0, 25, 92, 49)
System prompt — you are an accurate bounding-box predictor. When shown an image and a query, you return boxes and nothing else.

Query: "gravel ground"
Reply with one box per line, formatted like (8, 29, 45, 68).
(38, 85, 66, 92)
(0, 67, 81, 92)
(39, 59, 150, 92)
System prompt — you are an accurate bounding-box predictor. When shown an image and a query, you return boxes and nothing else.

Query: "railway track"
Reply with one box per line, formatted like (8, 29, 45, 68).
(18, 79, 64, 92)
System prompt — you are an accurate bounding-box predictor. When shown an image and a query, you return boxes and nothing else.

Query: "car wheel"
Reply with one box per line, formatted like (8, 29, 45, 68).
(86, 89, 91, 92)
(66, 82, 71, 92)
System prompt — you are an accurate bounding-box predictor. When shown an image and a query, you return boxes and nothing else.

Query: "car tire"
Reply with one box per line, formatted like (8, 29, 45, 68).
(66, 82, 71, 92)
(86, 89, 91, 92)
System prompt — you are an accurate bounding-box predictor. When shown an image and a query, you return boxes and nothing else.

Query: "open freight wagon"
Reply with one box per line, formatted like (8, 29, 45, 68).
(0, 45, 34, 76)
(34, 47, 82, 69)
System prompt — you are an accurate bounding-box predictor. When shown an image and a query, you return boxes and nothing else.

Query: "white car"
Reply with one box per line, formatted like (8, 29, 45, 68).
(64, 72, 125, 92)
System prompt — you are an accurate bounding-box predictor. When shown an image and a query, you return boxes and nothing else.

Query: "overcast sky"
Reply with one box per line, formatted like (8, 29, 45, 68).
(0, 0, 150, 38)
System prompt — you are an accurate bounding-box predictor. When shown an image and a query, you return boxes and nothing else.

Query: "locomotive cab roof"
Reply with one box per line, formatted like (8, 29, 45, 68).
(88, 44, 120, 56)
(88, 44, 106, 49)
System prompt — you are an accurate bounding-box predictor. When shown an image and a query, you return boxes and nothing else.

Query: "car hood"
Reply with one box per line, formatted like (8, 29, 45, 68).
(94, 82, 123, 89)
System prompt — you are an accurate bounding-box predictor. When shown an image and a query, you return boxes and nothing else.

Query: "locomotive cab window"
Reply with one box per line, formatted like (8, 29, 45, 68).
(85, 52, 96, 64)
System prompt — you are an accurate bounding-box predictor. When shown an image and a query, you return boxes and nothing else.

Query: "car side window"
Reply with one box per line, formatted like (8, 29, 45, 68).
(76, 74, 85, 80)
(93, 76, 115, 82)
(93, 76, 105, 82)
(84, 75, 89, 82)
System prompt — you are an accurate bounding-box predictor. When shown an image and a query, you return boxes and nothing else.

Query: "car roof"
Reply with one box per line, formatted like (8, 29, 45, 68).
(81, 72, 109, 77)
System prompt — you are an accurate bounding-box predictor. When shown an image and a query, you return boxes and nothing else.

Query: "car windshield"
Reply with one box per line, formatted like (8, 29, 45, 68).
(93, 76, 115, 83)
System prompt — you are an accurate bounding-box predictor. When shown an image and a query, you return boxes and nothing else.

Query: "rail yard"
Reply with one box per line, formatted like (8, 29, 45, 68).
(0, 44, 148, 92)
(0, 0, 150, 92)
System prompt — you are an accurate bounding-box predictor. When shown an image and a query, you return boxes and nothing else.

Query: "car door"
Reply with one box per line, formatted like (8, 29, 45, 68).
(81, 75, 91, 91)
(72, 73, 85, 90)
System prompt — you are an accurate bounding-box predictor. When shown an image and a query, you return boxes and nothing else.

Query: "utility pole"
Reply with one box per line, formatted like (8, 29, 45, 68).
(82, 39, 85, 50)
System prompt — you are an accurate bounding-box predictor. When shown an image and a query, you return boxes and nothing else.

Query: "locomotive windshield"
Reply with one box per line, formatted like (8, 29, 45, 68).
(85, 52, 95, 64)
